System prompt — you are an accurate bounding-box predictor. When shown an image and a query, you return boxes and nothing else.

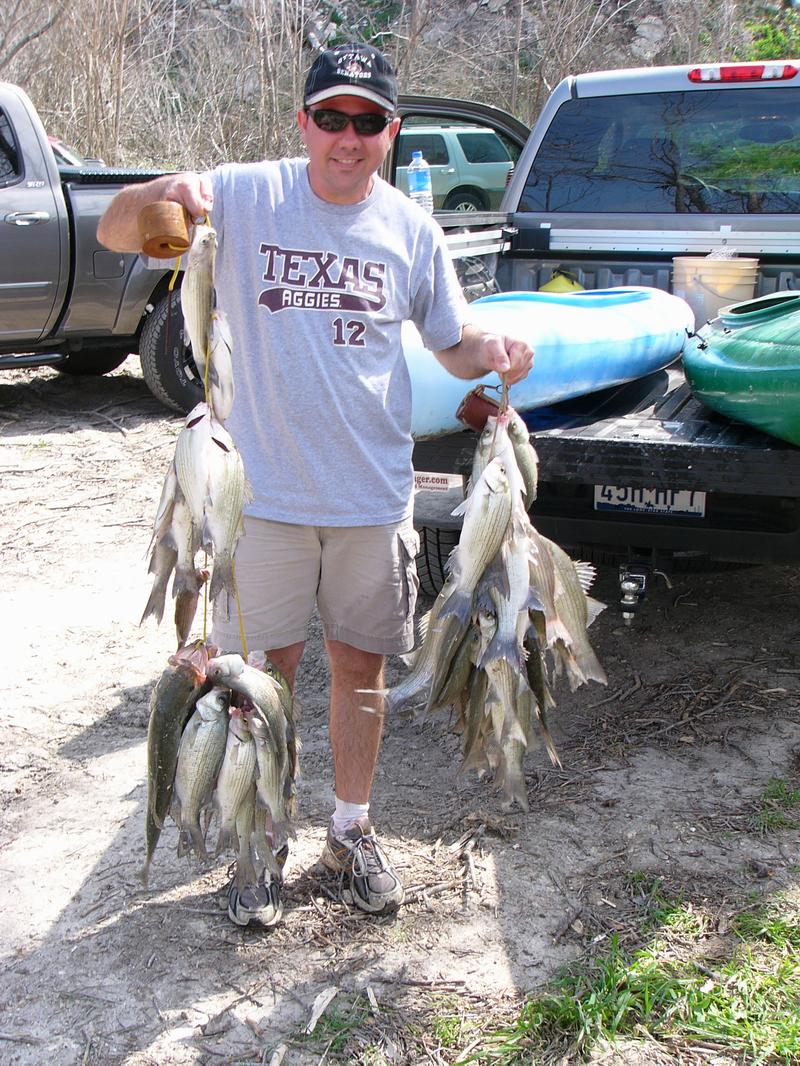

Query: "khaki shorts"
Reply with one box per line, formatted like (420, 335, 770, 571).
(211, 515, 420, 656)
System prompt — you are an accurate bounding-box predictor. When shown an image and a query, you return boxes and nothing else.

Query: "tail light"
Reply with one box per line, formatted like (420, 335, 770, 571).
(688, 62, 799, 83)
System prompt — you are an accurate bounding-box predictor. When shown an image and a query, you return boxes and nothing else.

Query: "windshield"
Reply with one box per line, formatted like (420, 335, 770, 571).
(520, 86, 800, 214)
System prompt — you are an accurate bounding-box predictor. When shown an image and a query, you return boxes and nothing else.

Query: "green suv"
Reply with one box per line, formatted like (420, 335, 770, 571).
(394, 124, 514, 212)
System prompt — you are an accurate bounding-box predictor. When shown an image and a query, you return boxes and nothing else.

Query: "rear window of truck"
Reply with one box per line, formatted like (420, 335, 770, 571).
(519, 86, 800, 214)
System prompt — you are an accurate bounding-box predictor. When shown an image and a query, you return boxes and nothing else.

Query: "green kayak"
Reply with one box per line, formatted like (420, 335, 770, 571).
(682, 291, 800, 446)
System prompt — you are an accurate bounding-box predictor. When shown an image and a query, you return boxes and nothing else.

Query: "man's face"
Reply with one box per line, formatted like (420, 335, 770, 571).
(297, 94, 400, 205)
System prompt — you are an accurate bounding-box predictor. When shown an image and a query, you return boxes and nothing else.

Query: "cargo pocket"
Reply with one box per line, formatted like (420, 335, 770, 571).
(398, 525, 421, 626)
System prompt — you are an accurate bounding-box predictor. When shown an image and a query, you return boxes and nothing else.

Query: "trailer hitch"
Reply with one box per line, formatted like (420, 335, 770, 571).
(618, 562, 672, 625)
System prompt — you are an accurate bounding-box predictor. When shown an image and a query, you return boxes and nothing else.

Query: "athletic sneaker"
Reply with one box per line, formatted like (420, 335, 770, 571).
(226, 844, 289, 928)
(321, 817, 404, 913)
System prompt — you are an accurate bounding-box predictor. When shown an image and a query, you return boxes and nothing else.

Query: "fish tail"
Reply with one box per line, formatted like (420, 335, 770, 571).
(571, 643, 608, 687)
(208, 553, 234, 603)
(215, 823, 239, 858)
(438, 587, 473, 628)
(173, 565, 201, 597)
(498, 765, 530, 812)
(478, 633, 522, 672)
(140, 576, 169, 627)
(178, 822, 208, 860)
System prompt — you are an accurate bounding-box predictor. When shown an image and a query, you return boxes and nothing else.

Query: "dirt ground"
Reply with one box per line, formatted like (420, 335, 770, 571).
(1, 360, 799, 1066)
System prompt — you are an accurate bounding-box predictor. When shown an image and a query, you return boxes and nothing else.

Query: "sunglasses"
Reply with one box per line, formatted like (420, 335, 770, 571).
(306, 108, 393, 136)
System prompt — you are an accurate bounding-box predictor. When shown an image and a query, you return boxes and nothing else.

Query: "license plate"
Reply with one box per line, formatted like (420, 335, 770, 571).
(594, 485, 706, 517)
(414, 472, 464, 493)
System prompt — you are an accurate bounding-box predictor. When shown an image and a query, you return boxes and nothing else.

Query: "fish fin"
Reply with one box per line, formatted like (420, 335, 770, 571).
(573, 560, 598, 593)
(450, 497, 469, 518)
(525, 587, 545, 613)
(586, 596, 606, 627)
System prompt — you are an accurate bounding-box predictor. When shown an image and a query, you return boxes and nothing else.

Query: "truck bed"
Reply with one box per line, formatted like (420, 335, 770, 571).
(413, 364, 800, 565)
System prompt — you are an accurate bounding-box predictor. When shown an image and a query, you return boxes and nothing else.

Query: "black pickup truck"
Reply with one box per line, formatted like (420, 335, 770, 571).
(391, 61, 800, 605)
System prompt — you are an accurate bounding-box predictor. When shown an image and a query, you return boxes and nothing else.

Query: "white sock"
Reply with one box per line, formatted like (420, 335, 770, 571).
(332, 798, 369, 836)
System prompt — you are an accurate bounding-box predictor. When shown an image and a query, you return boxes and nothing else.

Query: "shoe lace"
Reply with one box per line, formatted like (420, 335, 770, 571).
(348, 834, 388, 880)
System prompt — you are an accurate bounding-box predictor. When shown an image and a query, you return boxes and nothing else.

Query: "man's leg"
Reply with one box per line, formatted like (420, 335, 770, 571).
(266, 642, 306, 690)
(321, 638, 404, 911)
(326, 639, 384, 803)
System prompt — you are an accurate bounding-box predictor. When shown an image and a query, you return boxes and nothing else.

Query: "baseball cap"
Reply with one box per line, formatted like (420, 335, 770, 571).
(304, 42, 398, 112)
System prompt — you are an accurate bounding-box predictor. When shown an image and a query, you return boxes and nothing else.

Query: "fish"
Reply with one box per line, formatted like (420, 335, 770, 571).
(204, 430, 251, 603)
(214, 708, 257, 856)
(440, 457, 513, 626)
(206, 655, 292, 832)
(170, 489, 201, 598)
(250, 711, 290, 837)
(172, 685, 230, 859)
(527, 523, 572, 649)
(233, 784, 258, 890)
(478, 530, 542, 672)
(140, 643, 212, 885)
(429, 625, 479, 715)
(173, 404, 250, 601)
(543, 537, 607, 689)
(207, 308, 235, 421)
(506, 408, 539, 507)
(181, 223, 217, 379)
(484, 655, 529, 748)
(140, 461, 180, 627)
(374, 585, 467, 714)
(460, 661, 490, 774)
(174, 402, 216, 530)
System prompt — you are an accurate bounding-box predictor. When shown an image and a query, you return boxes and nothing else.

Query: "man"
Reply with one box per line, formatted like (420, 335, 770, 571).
(98, 41, 533, 928)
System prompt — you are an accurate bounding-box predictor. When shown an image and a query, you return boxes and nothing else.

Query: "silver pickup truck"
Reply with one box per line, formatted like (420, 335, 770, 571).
(0, 81, 203, 407)
(390, 61, 800, 603)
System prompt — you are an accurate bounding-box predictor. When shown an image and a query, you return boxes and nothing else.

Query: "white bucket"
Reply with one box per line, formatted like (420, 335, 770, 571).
(672, 256, 759, 328)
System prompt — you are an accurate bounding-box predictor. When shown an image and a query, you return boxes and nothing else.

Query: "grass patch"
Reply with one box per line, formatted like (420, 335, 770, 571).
(752, 777, 800, 835)
(470, 891, 800, 1064)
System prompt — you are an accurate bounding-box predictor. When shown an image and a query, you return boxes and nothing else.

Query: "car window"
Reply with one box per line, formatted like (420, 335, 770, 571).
(397, 133, 449, 167)
(457, 132, 510, 164)
(0, 109, 22, 187)
(519, 86, 800, 214)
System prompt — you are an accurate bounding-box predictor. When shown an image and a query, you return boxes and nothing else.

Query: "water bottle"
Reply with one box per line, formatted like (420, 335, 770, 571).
(407, 150, 434, 213)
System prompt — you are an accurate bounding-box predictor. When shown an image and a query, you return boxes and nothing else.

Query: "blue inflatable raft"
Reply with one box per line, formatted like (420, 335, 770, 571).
(405, 287, 694, 439)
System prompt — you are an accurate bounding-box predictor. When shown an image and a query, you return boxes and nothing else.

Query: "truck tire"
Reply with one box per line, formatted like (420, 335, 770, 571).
(57, 350, 129, 376)
(415, 526, 459, 597)
(443, 190, 485, 212)
(139, 291, 204, 412)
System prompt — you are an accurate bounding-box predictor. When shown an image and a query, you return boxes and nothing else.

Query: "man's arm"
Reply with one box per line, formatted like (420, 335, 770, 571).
(434, 324, 533, 386)
(96, 171, 214, 252)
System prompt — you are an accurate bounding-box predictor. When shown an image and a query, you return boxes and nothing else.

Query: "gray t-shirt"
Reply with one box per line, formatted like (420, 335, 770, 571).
(206, 159, 468, 526)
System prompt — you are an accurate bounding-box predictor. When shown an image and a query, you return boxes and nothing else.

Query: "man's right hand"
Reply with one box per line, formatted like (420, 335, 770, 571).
(96, 170, 213, 253)
(159, 172, 214, 223)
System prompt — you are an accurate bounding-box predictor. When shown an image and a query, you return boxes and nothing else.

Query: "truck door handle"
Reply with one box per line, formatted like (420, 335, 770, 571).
(5, 211, 50, 226)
